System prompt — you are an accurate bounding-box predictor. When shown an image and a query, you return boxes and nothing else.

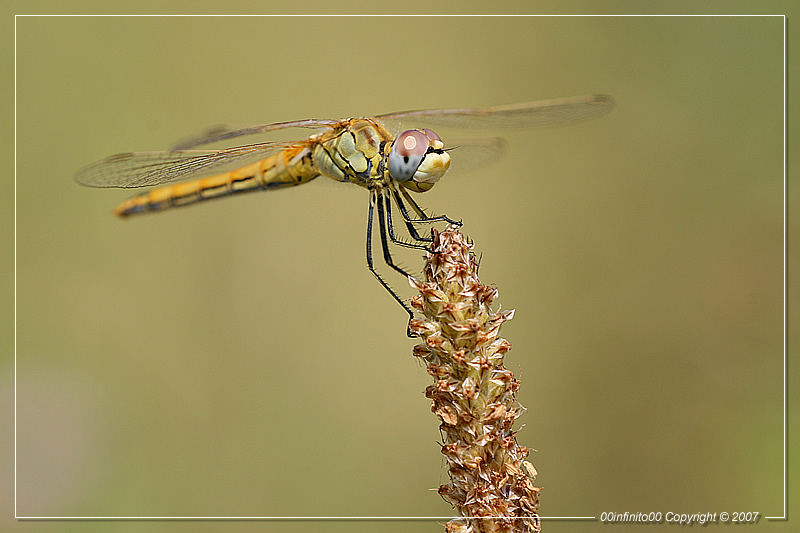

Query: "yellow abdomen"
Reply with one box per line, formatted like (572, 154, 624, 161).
(115, 145, 318, 217)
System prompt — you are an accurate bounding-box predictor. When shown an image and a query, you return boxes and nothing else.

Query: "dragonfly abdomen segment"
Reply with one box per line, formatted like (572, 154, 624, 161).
(114, 146, 318, 217)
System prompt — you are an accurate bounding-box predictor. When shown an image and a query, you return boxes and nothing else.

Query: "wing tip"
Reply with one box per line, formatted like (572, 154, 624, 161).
(590, 93, 616, 111)
(74, 152, 133, 188)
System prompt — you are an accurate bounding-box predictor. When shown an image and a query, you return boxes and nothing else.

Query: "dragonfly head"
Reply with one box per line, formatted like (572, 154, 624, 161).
(388, 129, 451, 192)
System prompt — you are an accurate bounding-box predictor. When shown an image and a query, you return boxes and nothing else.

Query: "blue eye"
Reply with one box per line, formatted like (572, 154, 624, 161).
(388, 130, 428, 181)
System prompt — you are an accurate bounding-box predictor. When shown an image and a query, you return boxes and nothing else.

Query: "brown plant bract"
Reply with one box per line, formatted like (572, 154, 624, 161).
(409, 226, 541, 533)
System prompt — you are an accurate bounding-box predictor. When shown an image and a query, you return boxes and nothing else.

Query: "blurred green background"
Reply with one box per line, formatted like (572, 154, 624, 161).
(4, 3, 795, 533)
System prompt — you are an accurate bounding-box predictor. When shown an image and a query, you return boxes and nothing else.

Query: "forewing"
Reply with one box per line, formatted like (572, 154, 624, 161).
(171, 118, 341, 150)
(75, 141, 293, 188)
(377, 94, 614, 132)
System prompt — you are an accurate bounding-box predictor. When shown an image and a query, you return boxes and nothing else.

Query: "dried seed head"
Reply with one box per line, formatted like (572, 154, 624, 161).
(410, 226, 540, 533)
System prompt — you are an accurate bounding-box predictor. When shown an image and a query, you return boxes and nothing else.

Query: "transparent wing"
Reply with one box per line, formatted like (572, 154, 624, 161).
(75, 141, 294, 188)
(171, 118, 341, 150)
(376, 94, 614, 131)
(446, 137, 508, 175)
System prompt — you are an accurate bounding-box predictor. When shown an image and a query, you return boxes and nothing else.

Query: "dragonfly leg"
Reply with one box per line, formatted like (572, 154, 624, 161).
(398, 184, 462, 227)
(376, 191, 422, 279)
(386, 183, 462, 245)
(366, 190, 417, 337)
(387, 185, 433, 243)
(381, 190, 428, 251)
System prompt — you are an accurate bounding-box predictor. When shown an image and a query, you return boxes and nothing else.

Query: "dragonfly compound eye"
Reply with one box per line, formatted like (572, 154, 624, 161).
(422, 128, 441, 142)
(388, 130, 429, 182)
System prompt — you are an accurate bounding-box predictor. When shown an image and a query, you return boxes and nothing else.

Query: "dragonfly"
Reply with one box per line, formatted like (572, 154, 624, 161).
(76, 94, 614, 335)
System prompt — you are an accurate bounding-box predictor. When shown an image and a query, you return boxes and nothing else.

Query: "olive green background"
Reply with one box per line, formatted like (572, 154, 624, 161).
(4, 3, 796, 533)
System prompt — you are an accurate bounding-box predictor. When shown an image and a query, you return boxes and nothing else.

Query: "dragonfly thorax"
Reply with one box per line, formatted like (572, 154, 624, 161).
(310, 118, 392, 187)
(309, 119, 450, 193)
